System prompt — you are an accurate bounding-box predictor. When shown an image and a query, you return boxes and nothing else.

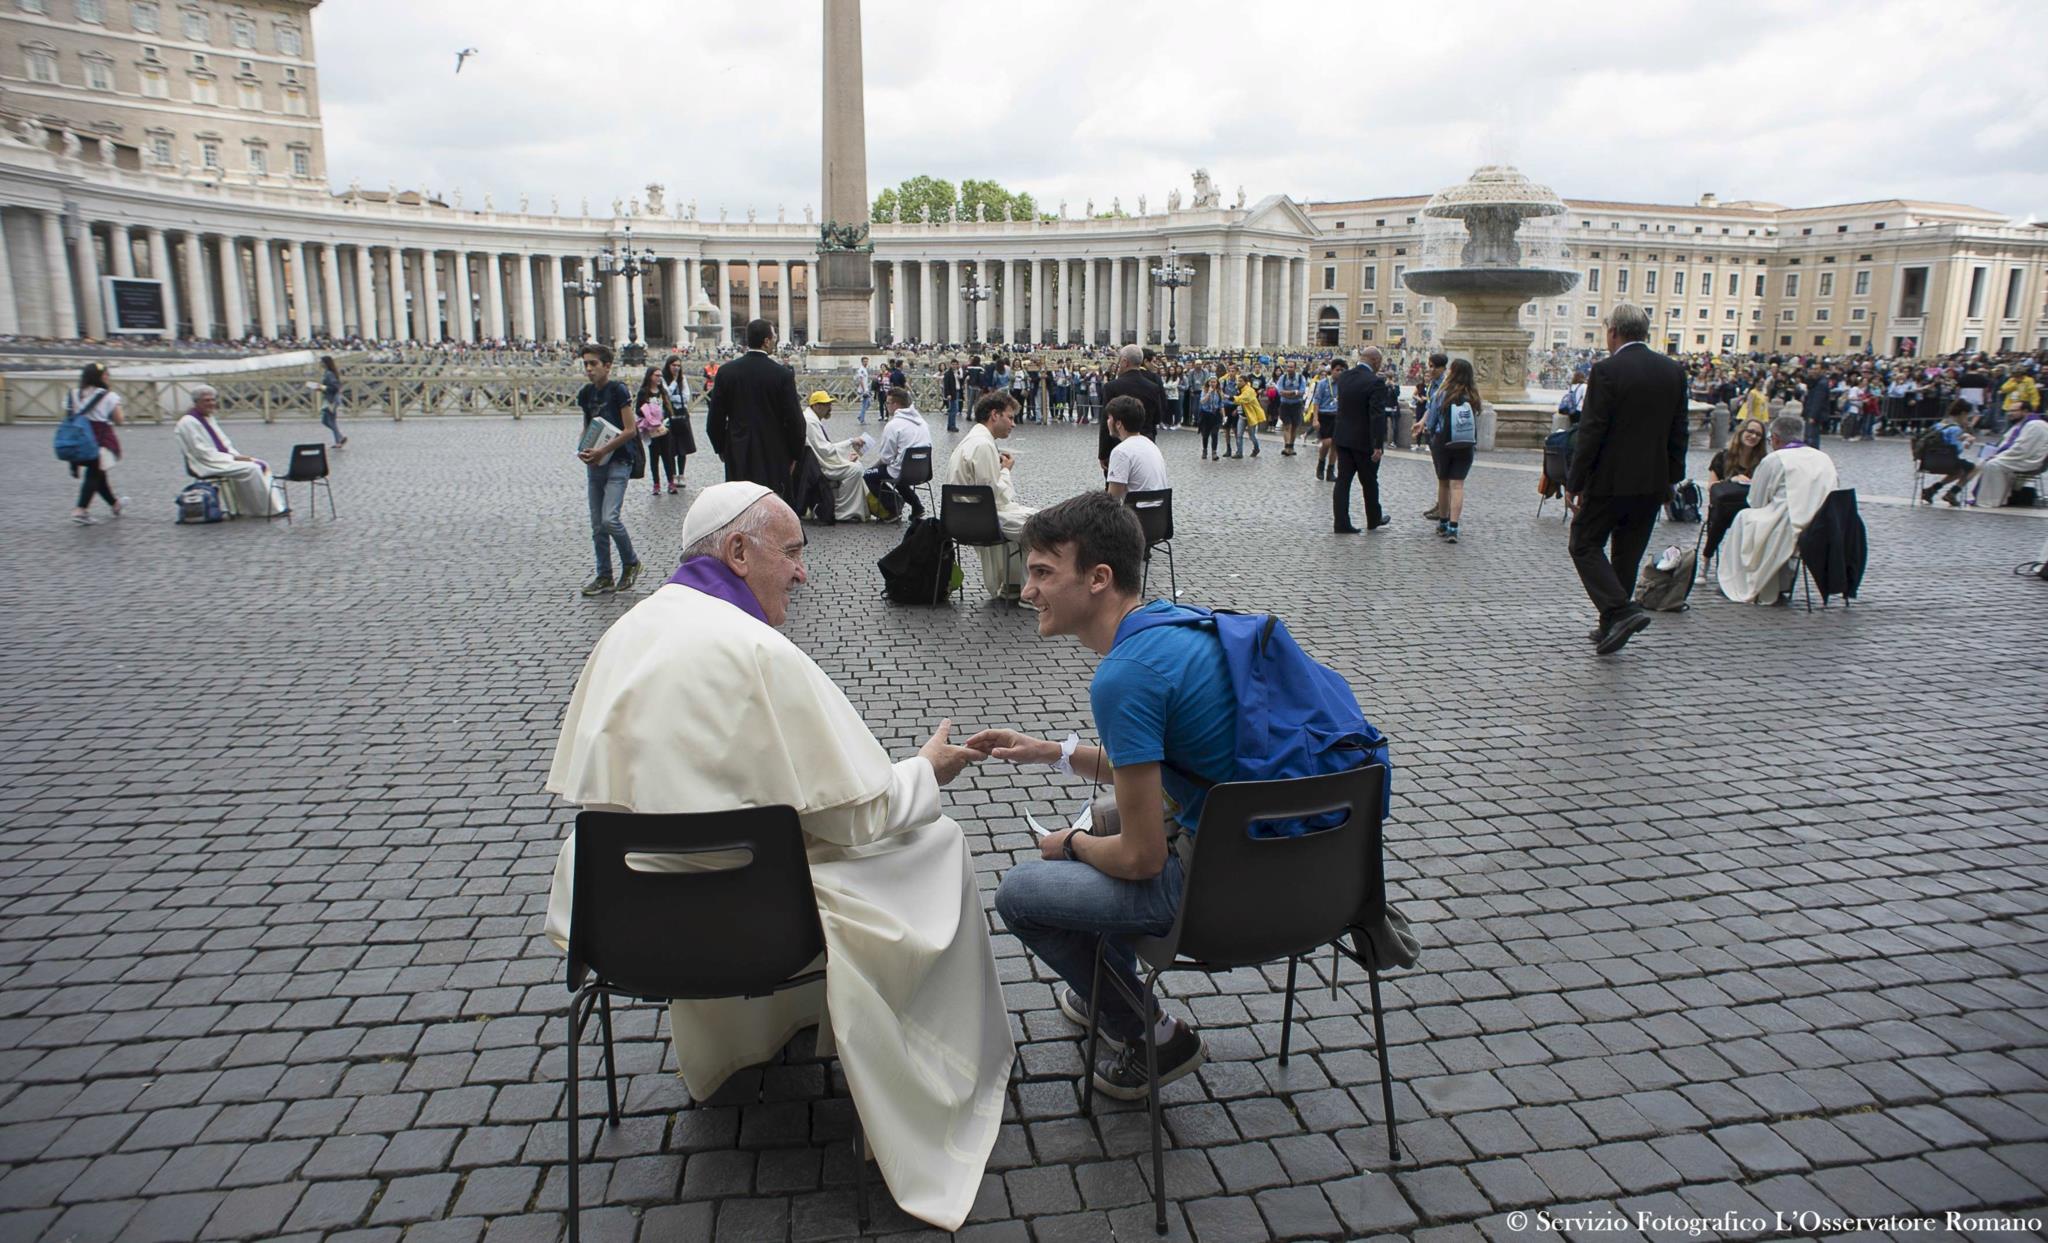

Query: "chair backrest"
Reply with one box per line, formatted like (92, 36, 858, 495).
(1142, 766, 1387, 971)
(567, 807, 824, 1000)
(898, 445, 934, 488)
(940, 484, 1005, 545)
(1124, 489, 1174, 545)
(1542, 445, 1570, 482)
(284, 444, 328, 482)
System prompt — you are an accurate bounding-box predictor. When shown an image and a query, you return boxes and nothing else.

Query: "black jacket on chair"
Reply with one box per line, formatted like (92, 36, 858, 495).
(706, 350, 807, 498)
(1566, 341, 1689, 497)
(1796, 488, 1867, 601)
(1331, 366, 1394, 452)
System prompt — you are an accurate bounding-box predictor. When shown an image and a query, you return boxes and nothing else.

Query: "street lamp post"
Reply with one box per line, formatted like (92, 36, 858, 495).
(562, 260, 602, 346)
(1150, 245, 1197, 357)
(962, 268, 992, 348)
(597, 223, 659, 367)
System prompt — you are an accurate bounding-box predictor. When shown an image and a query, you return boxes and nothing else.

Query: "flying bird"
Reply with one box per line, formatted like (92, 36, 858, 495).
(454, 48, 479, 74)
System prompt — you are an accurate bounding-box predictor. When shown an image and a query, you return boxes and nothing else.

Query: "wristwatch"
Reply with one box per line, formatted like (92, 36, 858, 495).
(1062, 829, 1087, 862)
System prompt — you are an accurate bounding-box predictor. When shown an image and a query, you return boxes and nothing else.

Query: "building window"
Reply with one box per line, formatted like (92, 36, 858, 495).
(199, 137, 219, 168)
(1672, 271, 1685, 296)
(1586, 268, 1601, 293)
(1393, 264, 1405, 287)
(76, 0, 104, 22)
(1897, 266, 1929, 318)
(148, 132, 171, 163)
(1783, 273, 1799, 298)
(1727, 272, 1738, 297)
(289, 146, 309, 177)
(282, 85, 305, 114)
(1556, 303, 1567, 316)
(1812, 335, 1826, 346)
(1359, 327, 1373, 341)
(1617, 268, 1629, 293)
(1390, 301, 1405, 316)
(1781, 309, 1796, 322)
(25, 44, 58, 82)
(281, 65, 296, 82)
(1697, 308, 1709, 320)
(1322, 266, 1335, 291)
(1361, 268, 1375, 292)
(237, 79, 261, 110)
(83, 55, 114, 90)
(1754, 273, 1765, 297)
(1966, 267, 1986, 318)
(230, 16, 254, 47)
(1721, 334, 1735, 350)
(1725, 308, 1736, 320)
(276, 24, 301, 55)
(1359, 302, 1375, 317)
(1815, 309, 1830, 322)
(131, 0, 157, 31)
(1851, 308, 1865, 321)
(189, 72, 215, 104)
(1585, 304, 1598, 318)
(18, 0, 47, 13)
(245, 143, 265, 174)
(181, 7, 206, 40)
(140, 64, 167, 96)
(1818, 272, 1834, 298)
(1853, 269, 1870, 297)
(1645, 270, 1657, 295)
(1779, 335, 1792, 347)
(1850, 335, 1864, 348)
(2002, 268, 2023, 319)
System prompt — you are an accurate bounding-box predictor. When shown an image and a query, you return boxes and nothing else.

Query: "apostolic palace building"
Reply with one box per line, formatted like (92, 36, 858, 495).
(3, 0, 2046, 359)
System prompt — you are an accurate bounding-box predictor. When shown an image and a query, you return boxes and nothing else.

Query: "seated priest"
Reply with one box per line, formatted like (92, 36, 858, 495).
(542, 481, 1012, 1231)
(802, 390, 873, 522)
(943, 390, 1038, 603)
(1965, 407, 2047, 508)
(175, 385, 287, 516)
(1717, 414, 1839, 605)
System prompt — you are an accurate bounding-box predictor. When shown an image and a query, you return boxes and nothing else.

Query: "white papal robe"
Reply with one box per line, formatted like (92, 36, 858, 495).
(803, 410, 870, 522)
(176, 414, 286, 516)
(1718, 444, 1838, 603)
(543, 583, 1012, 1231)
(944, 422, 1036, 599)
(1971, 417, 2048, 508)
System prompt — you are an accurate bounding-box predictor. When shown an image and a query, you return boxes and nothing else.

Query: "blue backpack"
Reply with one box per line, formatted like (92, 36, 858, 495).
(54, 394, 104, 465)
(1446, 400, 1478, 445)
(1120, 605, 1391, 834)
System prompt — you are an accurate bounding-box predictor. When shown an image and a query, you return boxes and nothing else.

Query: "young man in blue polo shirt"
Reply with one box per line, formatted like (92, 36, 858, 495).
(969, 491, 1234, 1099)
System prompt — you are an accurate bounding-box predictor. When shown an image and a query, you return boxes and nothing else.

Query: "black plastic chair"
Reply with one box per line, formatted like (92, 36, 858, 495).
(1078, 766, 1397, 1234)
(939, 484, 1008, 602)
(563, 808, 868, 1241)
(897, 445, 935, 515)
(1536, 431, 1573, 521)
(1123, 489, 1177, 600)
(280, 444, 335, 521)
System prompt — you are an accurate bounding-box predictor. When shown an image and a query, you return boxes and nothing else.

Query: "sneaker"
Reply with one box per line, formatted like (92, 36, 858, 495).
(668, 481, 679, 494)
(1445, 523, 1460, 543)
(1055, 987, 1124, 1052)
(581, 574, 615, 597)
(1091, 1021, 1205, 1102)
(1423, 506, 1442, 520)
(70, 512, 95, 525)
(616, 562, 643, 592)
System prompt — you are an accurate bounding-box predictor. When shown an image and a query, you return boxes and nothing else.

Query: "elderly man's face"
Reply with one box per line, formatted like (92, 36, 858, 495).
(727, 502, 809, 627)
(193, 391, 217, 415)
(811, 401, 833, 420)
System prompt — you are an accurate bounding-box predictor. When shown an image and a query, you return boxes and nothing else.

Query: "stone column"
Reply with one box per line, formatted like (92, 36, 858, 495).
(353, 245, 376, 337)
(607, 264, 628, 346)
(1136, 256, 1152, 346)
(390, 248, 411, 341)
(1055, 258, 1070, 344)
(1248, 254, 1266, 349)
(776, 260, 793, 341)
(1081, 257, 1099, 347)
(747, 259, 762, 324)
(715, 259, 733, 346)
(182, 232, 211, 339)
(1225, 252, 1247, 348)
(218, 237, 246, 339)
(249, 240, 278, 338)
(681, 256, 699, 341)
(483, 252, 506, 340)
(450, 249, 473, 342)
(514, 254, 535, 341)
(948, 259, 965, 344)
(917, 259, 934, 345)
(1027, 259, 1044, 345)
(0, 217, 17, 337)
(108, 223, 134, 277)
(1107, 257, 1124, 347)
(546, 254, 567, 343)
(318, 243, 342, 337)
(40, 211, 78, 338)
(420, 249, 442, 341)
(75, 222, 106, 340)
(805, 263, 819, 345)
(1205, 253, 1223, 349)
(889, 260, 908, 344)
(146, 228, 177, 338)
(285, 239, 308, 335)
(1293, 257, 1310, 347)
(869, 269, 882, 341)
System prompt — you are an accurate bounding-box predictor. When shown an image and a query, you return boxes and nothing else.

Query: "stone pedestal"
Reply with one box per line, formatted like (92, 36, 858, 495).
(1436, 290, 1539, 405)
(813, 250, 874, 361)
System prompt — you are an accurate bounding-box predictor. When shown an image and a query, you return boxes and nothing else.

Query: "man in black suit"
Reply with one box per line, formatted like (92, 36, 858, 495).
(1098, 344, 1167, 474)
(941, 360, 965, 432)
(1330, 349, 1395, 533)
(706, 318, 806, 500)
(1566, 303, 1690, 655)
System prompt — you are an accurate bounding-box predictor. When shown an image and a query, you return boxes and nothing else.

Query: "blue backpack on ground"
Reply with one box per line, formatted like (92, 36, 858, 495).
(176, 481, 224, 524)
(1120, 605, 1391, 834)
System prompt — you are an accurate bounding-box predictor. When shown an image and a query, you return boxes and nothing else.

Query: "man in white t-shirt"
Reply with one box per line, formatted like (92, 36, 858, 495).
(1103, 395, 1169, 499)
(855, 356, 872, 426)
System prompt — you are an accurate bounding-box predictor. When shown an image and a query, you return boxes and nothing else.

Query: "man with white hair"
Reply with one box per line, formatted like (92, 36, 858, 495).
(1098, 343, 1167, 475)
(1717, 414, 1839, 604)
(176, 385, 287, 516)
(543, 481, 1011, 1231)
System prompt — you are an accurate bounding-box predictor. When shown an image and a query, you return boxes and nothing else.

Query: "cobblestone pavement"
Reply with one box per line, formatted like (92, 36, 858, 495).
(2, 409, 2045, 1243)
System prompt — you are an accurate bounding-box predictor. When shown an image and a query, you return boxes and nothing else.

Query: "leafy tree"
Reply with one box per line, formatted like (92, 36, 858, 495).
(872, 175, 956, 223)
(958, 178, 1036, 222)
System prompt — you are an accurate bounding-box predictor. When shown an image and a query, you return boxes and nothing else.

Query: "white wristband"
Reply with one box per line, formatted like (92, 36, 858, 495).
(1052, 733, 1080, 776)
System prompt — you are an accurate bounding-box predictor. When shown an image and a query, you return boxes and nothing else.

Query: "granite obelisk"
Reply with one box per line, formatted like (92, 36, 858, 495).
(814, 0, 876, 360)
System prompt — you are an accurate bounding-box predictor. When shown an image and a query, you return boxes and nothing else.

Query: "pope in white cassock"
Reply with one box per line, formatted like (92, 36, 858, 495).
(543, 481, 1013, 1231)
(1718, 415, 1840, 604)
(802, 391, 872, 523)
(175, 385, 287, 516)
(943, 392, 1038, 602)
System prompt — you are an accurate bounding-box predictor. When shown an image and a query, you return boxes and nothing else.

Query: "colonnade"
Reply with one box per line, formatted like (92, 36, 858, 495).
(0, 205, 1314, 350)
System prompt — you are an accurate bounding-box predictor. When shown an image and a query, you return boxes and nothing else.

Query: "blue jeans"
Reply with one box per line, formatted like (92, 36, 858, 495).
(320, 403, 342, 445)
(946, 394, 962, 432)
(858, 390, 870, 426)
(994, 852, 1184, 1042)
(585, 457, 637, 577)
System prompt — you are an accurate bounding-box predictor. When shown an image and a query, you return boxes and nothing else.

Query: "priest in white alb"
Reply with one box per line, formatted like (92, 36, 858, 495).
(802, 390, 872, 522)
(1718, 414, 1839, 604)
(175, 385, 287, 517)
(943, 390, 1038, 602)
(542, 482, 1012, 1232)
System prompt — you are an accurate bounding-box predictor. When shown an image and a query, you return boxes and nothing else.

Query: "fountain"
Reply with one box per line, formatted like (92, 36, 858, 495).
(683, 297, 724, 355)
(1403, 165, 1578, 447)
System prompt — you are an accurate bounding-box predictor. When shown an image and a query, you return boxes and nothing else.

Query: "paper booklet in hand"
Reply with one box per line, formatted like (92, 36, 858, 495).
(1025, 797, 1094, 840)
(577, 417, 623, 464)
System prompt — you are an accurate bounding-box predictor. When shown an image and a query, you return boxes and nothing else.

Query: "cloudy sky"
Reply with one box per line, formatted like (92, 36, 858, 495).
(316, 0, 2048, 220)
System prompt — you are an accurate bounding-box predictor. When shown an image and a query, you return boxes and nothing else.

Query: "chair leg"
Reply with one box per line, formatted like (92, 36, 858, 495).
(1802, 561, 1814, 613)
(1140, 549, 1151, 598)
(1079, 943, 1105, 1118)
(1144, 967, 1166, 1235)
(598, 992, 620, 1125)
(1279, 955, 1299, 1066)
(323, 479, 337, 519)
(1367, 963, 1399, 1160)
(1165, 542, 1177, 601)
(566, 993, 585, 1243)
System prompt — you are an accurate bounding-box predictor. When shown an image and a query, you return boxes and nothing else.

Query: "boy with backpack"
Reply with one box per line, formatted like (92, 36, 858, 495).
(969, 492, 1387, 1101)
